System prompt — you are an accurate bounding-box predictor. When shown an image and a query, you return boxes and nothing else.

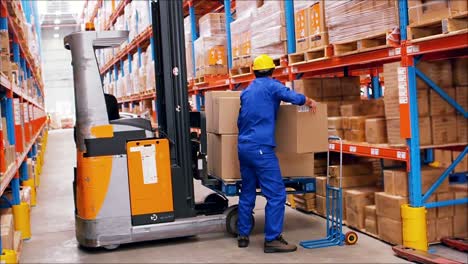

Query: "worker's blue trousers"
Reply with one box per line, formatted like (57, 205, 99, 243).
(237, 143, 286, 241)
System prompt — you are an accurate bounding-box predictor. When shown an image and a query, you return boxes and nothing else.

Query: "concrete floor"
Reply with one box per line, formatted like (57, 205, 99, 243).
(22, 129, 409, 263)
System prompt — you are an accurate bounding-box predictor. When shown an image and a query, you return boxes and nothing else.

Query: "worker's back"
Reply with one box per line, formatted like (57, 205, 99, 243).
(238, 77, 305, 147)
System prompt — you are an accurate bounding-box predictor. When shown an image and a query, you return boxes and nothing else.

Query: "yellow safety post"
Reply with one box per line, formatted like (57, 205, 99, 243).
(401, 204, 427, 251)
(22, 178, 37, 207)
(0, 249, 17, 264)
(12, 202, 31, 239)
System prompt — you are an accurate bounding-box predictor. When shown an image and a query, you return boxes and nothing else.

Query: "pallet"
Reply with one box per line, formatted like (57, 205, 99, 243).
(408, 12, 468, 42)
(203, 175, 316, 197)
(142, 89, 155, 95)
(333, 33, 391, 56)
(288, 46, 331, 65)
(230, 66, 252, 77)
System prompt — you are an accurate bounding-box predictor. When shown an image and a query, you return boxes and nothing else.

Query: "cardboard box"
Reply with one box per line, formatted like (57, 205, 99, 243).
(315, 176, 327, 196)
(453, 214, 468, 237)
(207, 133, 240, 179)
(365, 205, 377, 220)
(295, 8, 310, 52)
(375, 192, 408, 220)
(340, 77, 361, 97)
(324, 100, 341, 117)
(0, 31, 9, 54)
(427, 219, 437, 243)
(344, 129, 365, 142)
(377, 216, 402, 245)
(365, 118, 387, 144)
(277, 152, 314, 177)
(434, 149, 453, 168)
(329, 163, 373, 178)
(454, 192, 467, 216)
(329, 174, 378, 188)
(365, 218, 378, 235)
(212, 96, 240, 134)
(419, 116, 433, 146)
(205, 91, 241, 133)
(436, 217, 453, 240)
(340, 104, 360, 117)
(426, 195, 437, 220)
(348, 116, 366, 130)
(456, 115, 467, 143)
(431, 115, 457, 145)
(294, 79, 322, 99)
(275, 104, 328, 153)
(421, 167, 449, 194)
(0, 212, 14, 250)
(345, 188, 378, 229)
(386, 116, 432, 146)
(321, 78, 342, 98)
(307, 2, 328, 48)
(455, 86, 467, 111)
(327, 117, 342, 129)
(436, 192, 455, 218)
(316, 195, 326, 216)
(430, 88, 456, 115)
(383, 169, 408, 197)
(453, 58, 467, 86)
(328, 128, 344, 139)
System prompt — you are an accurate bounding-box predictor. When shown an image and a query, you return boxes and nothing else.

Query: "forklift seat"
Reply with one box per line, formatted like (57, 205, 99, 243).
(105, 93, 120, 121)
(104, 93, 153, 131)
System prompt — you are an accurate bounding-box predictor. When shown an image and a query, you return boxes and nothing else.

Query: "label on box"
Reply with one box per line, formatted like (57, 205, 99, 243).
(297, 105, 310, 113)
(309, 3, 322, 37)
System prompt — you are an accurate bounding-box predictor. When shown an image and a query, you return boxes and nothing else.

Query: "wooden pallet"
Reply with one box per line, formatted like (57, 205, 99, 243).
(143, 89, 155, 95)
(288, 46, 331, 65)
(230, 66, 252, 77)
(333, 33, 391, 56)
(408, 12, 468, 42)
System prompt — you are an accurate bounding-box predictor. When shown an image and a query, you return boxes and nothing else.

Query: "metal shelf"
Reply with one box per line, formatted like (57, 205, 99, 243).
(118, 92, 155, 103)
(0, 121, 46, 196)
(105, 0, 131, 30)
(0, 73, 44, 110)
(329, 141, 408, 162)
(1, 1, 44, 95)
(99, 26, 152, 75)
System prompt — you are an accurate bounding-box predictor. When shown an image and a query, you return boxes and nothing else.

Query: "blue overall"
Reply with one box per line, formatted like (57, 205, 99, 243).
(237, 77, 305, 241)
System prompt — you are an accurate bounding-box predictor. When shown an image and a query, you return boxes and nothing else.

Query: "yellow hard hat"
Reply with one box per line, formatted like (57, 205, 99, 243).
(252, 54, 275, 71)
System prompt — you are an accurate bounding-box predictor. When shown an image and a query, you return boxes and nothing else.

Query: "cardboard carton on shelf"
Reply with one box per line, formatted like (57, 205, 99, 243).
(456, 115, 467, 143)
(295, 7, 310, 52)
(377, 216, 402, 245)
(329, 174, 378, 188)
(275, 103, 328, 153)
(429, 88, 456, 116)
(436, 192, 455, 218)
(329, 163, 373, 178)
(453, 58, 467, 86)
(0, 211, 14, 250)
(453, 214, 468, 237)
(365, 204, 378, 235)
(375, 192, 408, 221)
(344, 188, 379, 229)
(365, 118, 387, 144)
(315, 194, 326, 216)
(427, 219, 437, 243)
(315, 176, 327, 196)
(343, 129, 366, 142)
(386, 116, 432, 146)
(383, 169, 408, 197)
(327, 117, 343, 129)
(436, 217, 454, 241)
(431, 115, 457, 145)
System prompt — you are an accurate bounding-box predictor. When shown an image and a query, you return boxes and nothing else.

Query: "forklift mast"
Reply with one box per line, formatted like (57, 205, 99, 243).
(151, 0, 196, 219)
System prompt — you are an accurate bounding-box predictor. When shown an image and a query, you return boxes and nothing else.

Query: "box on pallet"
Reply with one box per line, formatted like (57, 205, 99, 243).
(207, 133, 240, 180)
(365, 118, 387, 144)
(453, 58, 467, 86)
(378, 216, 402, 245)
(231, 14, 253, 69)
(408, 0, 467, 25)
(194, 36, 227, 77)
(375, 192, 408, 221)
(275, 104, 328, 153)
(431, 115, 457, 145)
(205, 91, 241, 133)
(364, 205, 378, 235)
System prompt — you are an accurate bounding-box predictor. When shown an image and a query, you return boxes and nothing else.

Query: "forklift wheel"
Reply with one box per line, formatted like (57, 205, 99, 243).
(204, 193, 229, 213)
(345, 231, 358, 245)
(103, 244, 120, 250)
(225, 206, 255, 237)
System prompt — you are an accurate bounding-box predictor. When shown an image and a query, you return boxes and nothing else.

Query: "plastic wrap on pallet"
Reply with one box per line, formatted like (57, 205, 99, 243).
(251, 3, 286, 58)
(325, 0, 398, 44)
(408, 0, 467, 25)
(199, 13, 226, 38)
(236, 0, 260, 18)
(231, 14, 253, 68)
(194, 36, 227, 77)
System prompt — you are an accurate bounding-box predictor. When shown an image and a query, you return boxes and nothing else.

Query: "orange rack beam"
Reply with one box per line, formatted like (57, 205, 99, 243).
(105, 0, 131, 30)
(329, 141, 409, 162)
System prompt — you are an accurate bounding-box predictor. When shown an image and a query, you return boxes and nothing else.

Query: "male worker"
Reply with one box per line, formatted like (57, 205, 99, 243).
(237, 54, 317, 253)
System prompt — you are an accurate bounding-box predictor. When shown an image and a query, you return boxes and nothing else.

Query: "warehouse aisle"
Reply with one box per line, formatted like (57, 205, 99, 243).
(22, 129, 407, 263)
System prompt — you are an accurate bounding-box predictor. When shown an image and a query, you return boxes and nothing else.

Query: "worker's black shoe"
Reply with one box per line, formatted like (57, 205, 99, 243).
(238, 236, 249, 248)
(264, 235, 297, 253)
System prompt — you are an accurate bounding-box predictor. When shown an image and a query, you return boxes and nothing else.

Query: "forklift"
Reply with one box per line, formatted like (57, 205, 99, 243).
(64, 0, 242, 249)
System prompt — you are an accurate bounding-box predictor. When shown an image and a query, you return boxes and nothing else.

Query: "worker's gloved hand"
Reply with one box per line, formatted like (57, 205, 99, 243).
(305, 97, 317, 113)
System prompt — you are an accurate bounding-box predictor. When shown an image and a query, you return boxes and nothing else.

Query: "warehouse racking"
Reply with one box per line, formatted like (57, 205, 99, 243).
(0, 0, 47, 262)
(85, 0, 467, 251)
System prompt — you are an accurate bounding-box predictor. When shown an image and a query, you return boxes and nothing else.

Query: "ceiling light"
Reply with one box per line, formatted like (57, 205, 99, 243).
(54, 19, 61, 24)
(53, 33, 59, 38)
(54, 26, 60, 30)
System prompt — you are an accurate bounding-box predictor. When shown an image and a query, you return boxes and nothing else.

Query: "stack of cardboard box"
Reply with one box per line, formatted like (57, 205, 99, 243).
(206, 91, 241, 180)
(345, 187, 381, 230)
(451, 184, 468, 238)
(434, 149, 468, 173)
(0, 29, 11, 80)
(0, 209, 15, 252)
(376, 167, 454, 245)
(293, 193, 316, 213)
(407, 0, 467, 25)
(294, 1, 328, 53)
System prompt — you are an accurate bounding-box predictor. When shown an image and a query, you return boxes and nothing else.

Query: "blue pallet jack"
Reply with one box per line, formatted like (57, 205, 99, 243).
(300, 136, 358, 249)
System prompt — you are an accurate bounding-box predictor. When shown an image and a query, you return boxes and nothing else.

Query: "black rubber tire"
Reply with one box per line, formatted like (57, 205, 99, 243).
(225, 206, 255, 237)
(204, 193, 229, 212)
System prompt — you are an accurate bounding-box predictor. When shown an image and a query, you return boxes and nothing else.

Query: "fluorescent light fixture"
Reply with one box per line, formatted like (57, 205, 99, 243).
(53, 33, 59, 38)
(54, 26, 60, 30)
(54, 18, 61, 24)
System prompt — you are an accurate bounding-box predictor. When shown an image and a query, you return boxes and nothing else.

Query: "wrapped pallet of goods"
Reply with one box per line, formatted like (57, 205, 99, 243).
(230, 14, 253, 76)
(184, 16, 196, 81)
(325, 0, 399, 56)
(251, 1, 287, 61)
(194, 13, 227, 81)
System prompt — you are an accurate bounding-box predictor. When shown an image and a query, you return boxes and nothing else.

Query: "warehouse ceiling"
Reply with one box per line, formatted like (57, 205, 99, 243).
(38, 0, 84, 27)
